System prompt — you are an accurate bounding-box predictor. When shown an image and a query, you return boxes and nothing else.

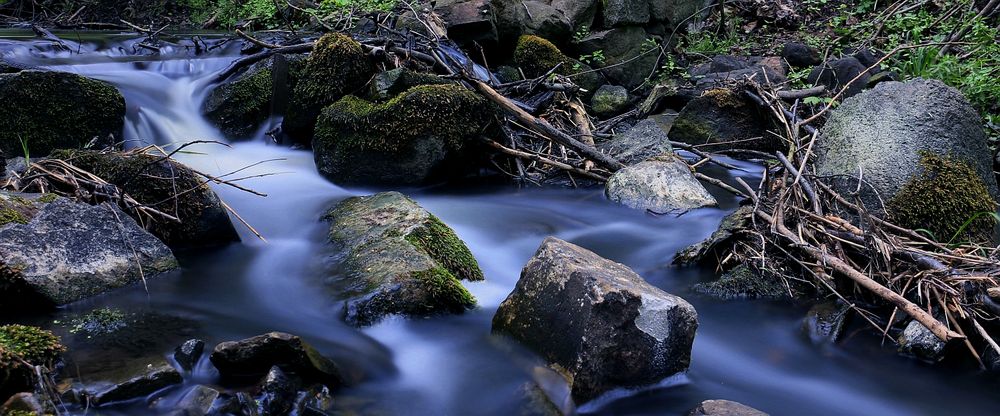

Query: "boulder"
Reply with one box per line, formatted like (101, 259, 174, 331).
(0, 325, 64, 399)
(807, 57, 869, 98)
(1, 392, 47, 415)
(814, 79, 998, 243)
(369, 68, 450, 101)
(52, 149, 240, 250)
(689, 399, 769, 416)
(897, 320, 946, 362)
(691, 56, 787, 91)
(651, 0, 712, 27)
(598, 118, 673, 165)
(605, 155, 718, 213)
(434, 0, 499, 48)
(669, 89, 780, 152)
(322, 192, 484, 326)
(512, 35, 605, 94)
(174, 339, 206, 372)
(283, 33, 376, 143)
(313, 84, 492, 186)
(602, 0, 650, 27)
(0, 193, 177, 310)
(782, 42, 821, 67)
(259, 366, 298, 415)
(209, 332, 344, 386)
(590, 85, 629, 117)
(90, 361, 182, 405)
(573, 27, 659, 89)
(493, 0, 573, 46)
(493, 237, 698, 404)
(203, 54, 305, 139)
(0, 70, 125, 157)
(551, 0, 598, 30)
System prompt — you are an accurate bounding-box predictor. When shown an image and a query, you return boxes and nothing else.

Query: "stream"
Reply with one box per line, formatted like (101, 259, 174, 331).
(2, 32, 1000, 415)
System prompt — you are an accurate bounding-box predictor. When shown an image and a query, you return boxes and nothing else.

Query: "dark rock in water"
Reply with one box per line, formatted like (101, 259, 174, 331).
(322, 192, 483, 326)
(573, 26, 659, 89)
(897, 320, 946, 362)
(209, 332, 344, 387)
(203, 53, 306, 139)
(259, 366, 299, 415)
(590, 85, 629, 117)
(51, 149, 240, 250)
(692, 265, 789, 300)
(782, 42, 821, 67)
(688, 399, 769, 415)
(675, 205, 753, 266)
(294, 384, 336, 416)
(0, 70, 125, 157)
(518, 366, 575, 416)
(807, 57, 869, 98)
(598, 118, 673, 165)
(0, 193, 177, 310)
(1, 392, 47, 415)
(283, 33, 376, 144)
(493, 237, 698, 404)
(91, 362, 182, 405)
(605, 155, 717, 213)
(313, 84, 492, 186)
(670, 89, 779, 152)
(802, 301, 851, 345)
(167, 385, 219, 416)
(814, 79, 998, 244)
(369, 68, 450, 101)
(174, 339, 206, 372)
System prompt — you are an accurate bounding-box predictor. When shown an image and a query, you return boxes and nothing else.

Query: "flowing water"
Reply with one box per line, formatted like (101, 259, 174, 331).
(2, 33, 1000, 415)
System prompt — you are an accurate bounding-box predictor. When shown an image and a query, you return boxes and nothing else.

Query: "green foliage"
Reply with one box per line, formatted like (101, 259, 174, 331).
(0, 324, 65, 367)
(63, 307, 130, 337)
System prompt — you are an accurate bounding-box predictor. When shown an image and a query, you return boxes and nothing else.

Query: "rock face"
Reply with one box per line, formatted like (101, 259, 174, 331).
(313, 84, 492, 186)
(688, 399, 769, 416)
(0, 193, 177, 310)
(0, 70, 125, 157)
(322, 192, 484, 326)
(210, 332, 344, 386)
(670, 89, 779, 152)
(573, 27, 658, 89)
(493, 237, 698, 404)
(606, 155, 717, 213)
(591, 85, 629, 117)
(203, 54, 305, 139)
(814, 79, 998, 243)
(52, 149, 240, 250)
(598, 118, 673, 165)
(174, 339, 206, 372)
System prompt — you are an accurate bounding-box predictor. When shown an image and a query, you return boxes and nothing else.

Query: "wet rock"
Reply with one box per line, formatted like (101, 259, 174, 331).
(598, 118, 673, 165)
(313, 84, 492, 186)
(802, 301, 851, 344)
(897, 320, 946, 362)
(493, 237, 698, 404)
(690, 56, 787, 92)
(294, 385, 336, 416)
(283, 33, 376, 143)
(590, 85, 629, 117)
(322, 192, 483, 326)
(519, 366, 575, 416)
(203, 54, 305, 139)
(209, 332, 344, 387)
(259, 366, 299, 415)
(669, 89, 779, 152)
(692, 265, 789, 300)
(551, 0, 598, 30)
(807, 57, 869, 98)
(1, 392, 47, 415)
(781, 42, 821, 67)
(0, 193, 177, 311)
(168, 385, 219, 416)
(675, 205, 753, 266)
(51, 149, 240, 250)
(369, 68, 450, 101)
(174, 339, 206, 372)
(574, 26, 658, 89)
(605, 155, 717, 213)
(814, 79, 998, 243)
(0, 70, 125, 157)
(0, 325, 64, 399)
(91, 362, 182, 405)
(688, 399, 769, 416)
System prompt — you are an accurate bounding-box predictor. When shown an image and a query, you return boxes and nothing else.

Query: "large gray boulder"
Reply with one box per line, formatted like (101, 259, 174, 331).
(321, 192, 484, 326)
(0, 193, 177, 311)
(493, 237, 698, 404)
(606, 155, 718, 213)
(814, 79, 998, 243)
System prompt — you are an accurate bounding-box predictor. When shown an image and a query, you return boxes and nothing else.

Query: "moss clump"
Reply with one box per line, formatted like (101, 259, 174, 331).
(513, 35, 571, 78)
(703, 88, 745, 108)
(0, 71, 125, 157)
(0, 207, 28, 226)
(36, 193, 57, 204)
(888, 152, 997, 243)
(413, 267, 476, 311)
(406, 214, 484, 282)
(203, 65, 273, 138)
(64, 307, 130, 337)
(0, 325, 65, 368)
(283, 33, 376, 141)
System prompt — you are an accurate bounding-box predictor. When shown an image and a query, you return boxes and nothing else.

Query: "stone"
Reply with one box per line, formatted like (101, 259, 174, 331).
(294, 385, 336, 416)
(435, 0, 499, 48)
(605, 155, 718, 213)
(259, 366, 299, 415)
(574, 26, 659, 89)
(493, 0, 573, 46)
(209, 332, 344, 387)
(174, 339, 206, 372)
(692, 58, 787, 91)
(91, 362, 182, 405)
(692, 265, 789, 300)
(512, 35, 605, 96)
(493, 237, 698, 403)
(782, 42, 821, 67)
(807, 57, 869, 98)
(0, 70, 125, 157)
(602, 0, 650, 27)
(802, 301, 851, 345)
(897, 320, 946, 362)
(669, 89, 779, 152)
(814, 79, 998, 243)
(321, 192, 483, 326)
(1, 392, 47, 415)
(598, 118, 673, 165)
(203, 54, 305, 139)
(688, 399, 769, 416)
(674, 205, 753, 266)
(0, 193, 177, 310)
(169, 385, 220, 416)
(51, 149, 240, 250)
(551, 0, 598, 30)
(590, 85, 629, 117)
(369, 68, 450, 101)
(651, 0, 713, 27)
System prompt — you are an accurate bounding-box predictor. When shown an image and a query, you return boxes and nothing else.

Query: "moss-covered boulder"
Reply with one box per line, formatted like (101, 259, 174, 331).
(512, 35, 605, 95)
(321, 192, 484, 326)
(314, 84, 492, 186)
(369, 68, 451, 101)
(51, 150, 239, 250)
(815, 79, 999, 243)
(0, 325, 65, 400)
(669, 89, 780, 152)
(203, 54, 306, 139)
(0, 70, 125, 157)
(282, 34, 376, 144)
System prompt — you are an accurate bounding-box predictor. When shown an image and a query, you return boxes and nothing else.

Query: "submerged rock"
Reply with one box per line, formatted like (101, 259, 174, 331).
(168, 385, 219, 416)
(174, 339, 206, 372)
(670, 89, 779, 152)
(322, 192, 484, 326)
(493, 237, 698, 404)
(0, 70, 125, 157)
(203, 54, 305, 139)
(52, 149, 240, 250)
(0, 325, 65, 399)
(258, 366, 299, 415)
(692, 265, 790, 300)
(90, 361, 182, 405)
(605, 155, 717, 213)
(688, 399, 769, 416)
(313, 84, 492, 186)
(0, 193, 177, 310)
(209, 332, 344, 387)
(897, 320, 946, 363)
(802, 301, 851, 345)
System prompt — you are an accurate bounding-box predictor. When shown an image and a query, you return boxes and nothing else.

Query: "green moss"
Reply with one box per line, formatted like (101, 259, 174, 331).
(0, 207, 28, 226)
(888, 152, 997, 243)
(64, 307, 129, 337)
(0, 325, 64, 368)
(406, 215, 484, 282)
(0, 71, 125, 157)
(4, 409, 41, 416)
(513, 35, 572, 78)
(36, 193, 57, 203)
(413, 267, 476, 310)
(204, 65, 273, 138)
(703, 88, 745, 108)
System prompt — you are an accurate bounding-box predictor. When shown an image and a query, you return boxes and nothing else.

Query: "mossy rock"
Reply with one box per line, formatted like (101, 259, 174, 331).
(51, 150, 239, 250)
(0, 325, 64, 399)
(282, 34, 376, 144)
(669, 89, 780, 152)
(203, 54, 306, 139)
(0, 70, 125, 157)
(314, 84, 493, 186)
(512, 35, 605, 96)
(321, 192, 483, 326)
(692, 265, 792, 300)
